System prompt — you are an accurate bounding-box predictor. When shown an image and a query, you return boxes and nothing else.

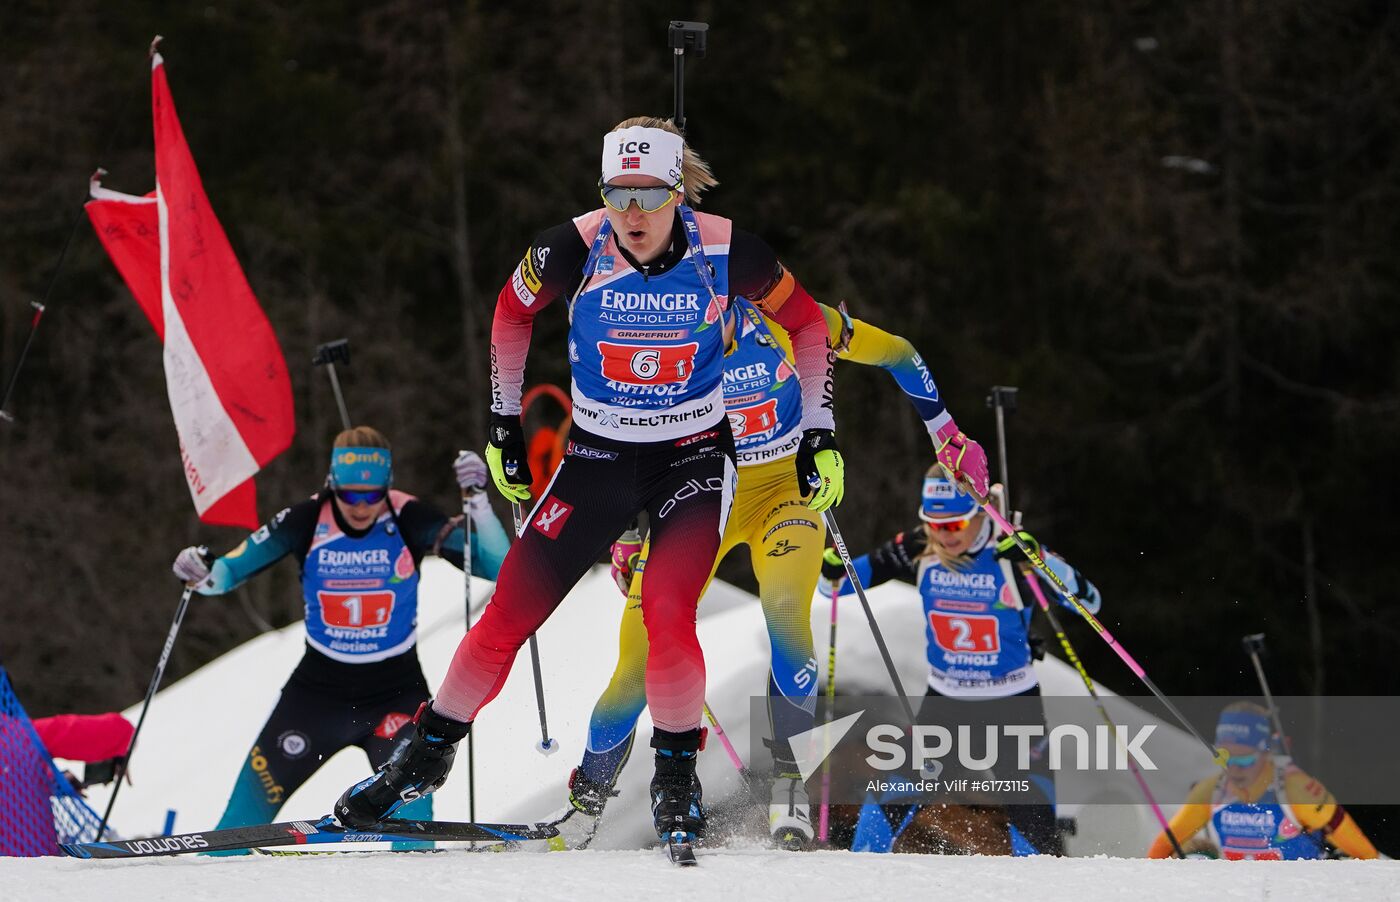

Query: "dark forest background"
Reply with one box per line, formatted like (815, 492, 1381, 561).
(2, 0, 1398, 773)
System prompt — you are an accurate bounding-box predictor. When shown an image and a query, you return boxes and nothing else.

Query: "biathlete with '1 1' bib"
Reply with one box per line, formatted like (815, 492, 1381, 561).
(819, 469, 1101, 855)
(551, 300, 990, 851)
(170, 426, 509, 850)
(334, 118, 843, 847)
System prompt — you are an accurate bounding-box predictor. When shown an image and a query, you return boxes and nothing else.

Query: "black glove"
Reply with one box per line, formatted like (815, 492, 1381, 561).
(821, 547, 847, 582)
(486, 413, 533, 502)
(1027, 633, 1047, 661)
(993, 530, 1041, 562)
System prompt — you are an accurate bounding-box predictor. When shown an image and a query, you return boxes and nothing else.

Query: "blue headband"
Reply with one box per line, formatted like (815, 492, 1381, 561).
(1215, 710, 1271, 750)
(329, 446, 392, 488)
(920, 475, 979, 523)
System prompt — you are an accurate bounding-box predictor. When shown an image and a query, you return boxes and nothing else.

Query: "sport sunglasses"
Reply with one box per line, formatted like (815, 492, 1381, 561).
(335, 487, 388, 506)
(924, 516, 976, 533)
(599, 180, 681, 214)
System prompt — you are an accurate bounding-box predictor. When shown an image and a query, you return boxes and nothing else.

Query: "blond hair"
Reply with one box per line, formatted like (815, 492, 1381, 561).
(611, 116, 718, 206)
(333, 426, 391, 450)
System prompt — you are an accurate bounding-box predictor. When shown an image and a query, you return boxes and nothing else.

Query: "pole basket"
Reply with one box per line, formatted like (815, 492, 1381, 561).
(0, 666, 105, 855)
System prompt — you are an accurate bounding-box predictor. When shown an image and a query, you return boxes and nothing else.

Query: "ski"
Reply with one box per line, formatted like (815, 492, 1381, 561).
(61, 816, 558, 860)
(253, 839, 515, 857)
(663, 831, 699, 866)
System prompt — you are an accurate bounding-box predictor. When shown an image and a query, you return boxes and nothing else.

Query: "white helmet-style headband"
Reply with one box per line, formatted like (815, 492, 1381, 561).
(600, 126, 685, 189)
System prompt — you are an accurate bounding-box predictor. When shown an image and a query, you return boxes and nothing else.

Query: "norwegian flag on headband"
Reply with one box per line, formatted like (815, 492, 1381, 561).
(85, 52, 294, 529)
(621, 156, 641, 170)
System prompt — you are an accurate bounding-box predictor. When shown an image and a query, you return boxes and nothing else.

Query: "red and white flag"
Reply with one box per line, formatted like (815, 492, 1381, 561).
(85, 52, 294, 529)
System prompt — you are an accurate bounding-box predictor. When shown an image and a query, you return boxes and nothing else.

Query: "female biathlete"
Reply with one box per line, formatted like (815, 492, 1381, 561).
(551, 300, 990, 850)
(1146, 702, 1378, 860)
(171, 427, 508, 841)
(335, 118, 844, 846)
(821, 469, 1101, 854)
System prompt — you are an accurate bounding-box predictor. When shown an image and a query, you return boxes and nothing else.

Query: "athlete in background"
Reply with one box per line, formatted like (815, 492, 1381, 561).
(1147, 703, 1378, 860)
(172, 427, 507, 842)
(553, 300, 990, 850)
(821, 470, 1101, 854)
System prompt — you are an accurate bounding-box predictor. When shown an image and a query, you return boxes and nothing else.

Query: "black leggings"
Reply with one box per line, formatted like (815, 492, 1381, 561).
(215, 657, 431, 828)
(880, 684, 1062, 855)
(435, 421, 737, 735)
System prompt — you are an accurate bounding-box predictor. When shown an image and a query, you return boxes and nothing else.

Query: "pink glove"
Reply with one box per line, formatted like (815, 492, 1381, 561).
(610, 529, 644, 597)
(934, 419, 990, 499)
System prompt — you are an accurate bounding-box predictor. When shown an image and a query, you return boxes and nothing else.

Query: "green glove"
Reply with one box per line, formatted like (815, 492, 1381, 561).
(796, 428, 844, 512)
(486, 414, 533, 502)
(994, 530, 1041, 562)
(820, 547, 846, 582)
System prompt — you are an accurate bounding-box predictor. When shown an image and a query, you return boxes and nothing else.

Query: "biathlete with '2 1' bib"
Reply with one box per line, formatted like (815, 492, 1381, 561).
(334, 118, 843, 846)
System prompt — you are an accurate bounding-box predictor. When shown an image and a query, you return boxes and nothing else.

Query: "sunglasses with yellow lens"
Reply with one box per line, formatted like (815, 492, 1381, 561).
(599, 181, 681, 214)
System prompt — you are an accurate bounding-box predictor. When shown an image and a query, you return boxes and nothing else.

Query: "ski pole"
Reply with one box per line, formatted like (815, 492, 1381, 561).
(703, 701, 749, 778)
(819, 505, 916, 726)
(1241, 633, 1290, 754)
(510, 500, 558, 755)
(986, 384, 1182, 853)
(985, 386, 1018, 509)
(97, 586, 195, 840)
(461, 484, 478, 821)
(975, 498, 1226, 766)
(312, 339, 352, 431)
(1023, 568, 1184, 857)
(818, 581, 839, 844)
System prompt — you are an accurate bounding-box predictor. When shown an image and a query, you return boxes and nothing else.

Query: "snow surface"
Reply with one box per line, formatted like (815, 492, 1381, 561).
(10, 561, 1395, 898)
(8, 847, 1400, 902)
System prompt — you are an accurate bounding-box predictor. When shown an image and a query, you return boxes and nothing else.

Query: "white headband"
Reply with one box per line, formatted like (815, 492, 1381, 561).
(600, 126, 685, 189)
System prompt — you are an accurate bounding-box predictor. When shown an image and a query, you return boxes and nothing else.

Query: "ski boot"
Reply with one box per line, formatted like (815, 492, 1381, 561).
(650, 728, 706, 851)
(546, 767, 619, 851)
(335, 702, 469, 828)
(769, 769, 814, 850)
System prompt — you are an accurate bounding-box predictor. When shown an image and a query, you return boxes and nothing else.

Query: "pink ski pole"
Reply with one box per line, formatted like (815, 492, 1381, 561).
(978, 498, 1227, 767)
(704, 702, 749, 778)
(1022, 568, 1186, 857)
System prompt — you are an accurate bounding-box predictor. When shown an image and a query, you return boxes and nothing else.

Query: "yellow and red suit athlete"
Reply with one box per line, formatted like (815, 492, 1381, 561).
(580, 302, 951, 784)
(1148, 757, 1378, 860)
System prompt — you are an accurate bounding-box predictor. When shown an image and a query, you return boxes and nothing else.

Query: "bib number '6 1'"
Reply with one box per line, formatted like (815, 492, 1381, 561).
(598, 341, 699, 386)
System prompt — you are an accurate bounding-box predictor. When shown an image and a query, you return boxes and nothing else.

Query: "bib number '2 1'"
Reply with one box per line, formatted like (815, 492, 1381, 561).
(598, 341, 699, 386)
(929, 611, 1000, 653)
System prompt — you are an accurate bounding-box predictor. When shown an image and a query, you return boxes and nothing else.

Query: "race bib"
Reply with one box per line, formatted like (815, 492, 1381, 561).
(318, 591, 396, 630)
(597, 341, 699, 385)
(929, 611, 1001, 654)
(727, 398, 781, 440)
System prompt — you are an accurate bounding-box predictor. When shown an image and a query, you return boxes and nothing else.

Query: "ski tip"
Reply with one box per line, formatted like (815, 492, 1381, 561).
(773, 830, 810, 852)
(59, 843, 92, 860)
(663, 831, 699, 866)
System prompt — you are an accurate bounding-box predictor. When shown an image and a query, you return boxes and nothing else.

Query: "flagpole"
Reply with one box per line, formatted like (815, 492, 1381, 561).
(1, 38, 159, 426)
